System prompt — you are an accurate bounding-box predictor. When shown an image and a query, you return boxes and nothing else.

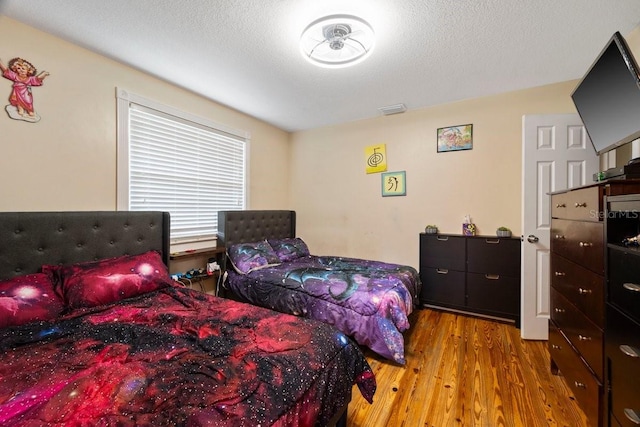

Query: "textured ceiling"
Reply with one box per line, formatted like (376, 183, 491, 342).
(2, 0, 640, 132)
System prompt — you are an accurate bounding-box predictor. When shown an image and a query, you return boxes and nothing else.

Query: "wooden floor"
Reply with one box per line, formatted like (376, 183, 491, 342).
(347, 308, 588, 427)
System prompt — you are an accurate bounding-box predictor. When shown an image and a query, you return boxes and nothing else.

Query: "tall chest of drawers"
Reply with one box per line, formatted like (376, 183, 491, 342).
(604, 193, 640, 427)
(549, 181, 640, 427)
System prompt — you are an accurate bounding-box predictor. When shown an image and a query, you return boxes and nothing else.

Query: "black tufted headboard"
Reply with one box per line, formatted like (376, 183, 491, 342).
(0, 211, 170, 280)
(217, 210, 296, 248)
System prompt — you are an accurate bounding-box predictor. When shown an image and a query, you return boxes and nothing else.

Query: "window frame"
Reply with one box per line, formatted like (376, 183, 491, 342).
(116, 88, 250, 246)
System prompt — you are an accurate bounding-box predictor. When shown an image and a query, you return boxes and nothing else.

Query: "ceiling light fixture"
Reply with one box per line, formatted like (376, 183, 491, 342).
(300, 14, 375, 68)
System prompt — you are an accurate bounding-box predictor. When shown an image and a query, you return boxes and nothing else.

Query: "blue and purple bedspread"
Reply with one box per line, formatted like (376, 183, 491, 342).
(226, 255, 422, 364)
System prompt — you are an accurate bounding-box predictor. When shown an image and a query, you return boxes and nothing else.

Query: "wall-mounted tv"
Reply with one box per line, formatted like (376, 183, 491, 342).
(571, 31, 640, 156)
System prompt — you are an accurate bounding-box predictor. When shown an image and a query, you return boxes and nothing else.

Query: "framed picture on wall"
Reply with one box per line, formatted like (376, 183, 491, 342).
(381, 171, 406, 197)
(437, 124, 473, 152)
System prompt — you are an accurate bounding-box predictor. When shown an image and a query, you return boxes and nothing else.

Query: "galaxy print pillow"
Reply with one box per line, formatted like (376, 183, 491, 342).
(227, 240, 281, 274)
(43, 250, 173, 309)
(0, 273, 65, 328)
(268, 237, 311, 262)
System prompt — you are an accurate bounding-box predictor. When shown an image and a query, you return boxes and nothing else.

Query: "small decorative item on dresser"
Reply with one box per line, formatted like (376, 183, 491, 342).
(425, 225, 438, 234)
(622, 232, 640, 246)
(462, 215, 476, 236)
(462, 223, 476, 236)
(496, 227, 512, 238)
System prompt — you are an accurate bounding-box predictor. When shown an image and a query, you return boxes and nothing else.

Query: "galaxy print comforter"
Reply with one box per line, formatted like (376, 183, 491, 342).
(225, 256, 422, 364)
(0, 285, 376, 426)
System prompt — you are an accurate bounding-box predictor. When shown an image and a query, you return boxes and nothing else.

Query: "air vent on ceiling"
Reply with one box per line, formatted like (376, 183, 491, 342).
(378, 103, 407, 116)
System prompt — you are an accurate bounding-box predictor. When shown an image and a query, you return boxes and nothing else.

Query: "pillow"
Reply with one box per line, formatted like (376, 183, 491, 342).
(0, 273, 64, 328)
(227, 241, 280, 274)
(43, 250, 172, 309)
(268, 237, 311, 262)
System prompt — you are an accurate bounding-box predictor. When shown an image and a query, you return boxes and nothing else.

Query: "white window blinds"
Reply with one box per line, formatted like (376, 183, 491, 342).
(117, 89, 247, 244)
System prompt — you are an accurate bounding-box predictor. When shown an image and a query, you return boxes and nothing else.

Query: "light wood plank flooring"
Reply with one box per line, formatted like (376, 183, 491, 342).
(347, 308, 588, 427)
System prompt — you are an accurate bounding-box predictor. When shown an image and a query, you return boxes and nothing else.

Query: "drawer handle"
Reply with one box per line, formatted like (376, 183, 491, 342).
(623, 283, 640, 293)
(578, 288, 592, 295)
(574, 381, 586, 389)
(578, 335, 591, 341)
(551, 344, 562, 350)
(436, 268, 449, 274)
(620, 344, 640, 358)
(624, 408, 640, 425)
(555, 234, 565, 240)
(485, 238, 500, 244)
(554, 271, 566, 277)
(575, 202, 587, 208)
(436, 236, 449, 241)
(556, 203, 566, 208)
(579, 241, 593, 247)
(554, 308, 565, 313)
(485, 274, 500, 280)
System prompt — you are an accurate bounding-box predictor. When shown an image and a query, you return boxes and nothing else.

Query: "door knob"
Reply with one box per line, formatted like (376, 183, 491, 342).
(527, 235, 539, 243)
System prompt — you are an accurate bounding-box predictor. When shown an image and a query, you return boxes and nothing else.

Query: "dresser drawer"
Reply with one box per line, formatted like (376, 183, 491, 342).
(466, 237, 520, 277)
(466, 272, 519, 318)
(549, 323, 602, 424)
(551, 218, 604, 274)
(420, 234, 466, 270)
(608, 249, 640, 324)
(552, 186, 601, 221)
(420, 267, 466, 308)
(550, 253, 604, 327)
(551, 287, 603, 379)
(606, 305, 640, 427)
(610, 414, 624, 427)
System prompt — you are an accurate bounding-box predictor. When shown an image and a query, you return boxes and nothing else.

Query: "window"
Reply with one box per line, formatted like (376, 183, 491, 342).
(116, 89, 248, 245)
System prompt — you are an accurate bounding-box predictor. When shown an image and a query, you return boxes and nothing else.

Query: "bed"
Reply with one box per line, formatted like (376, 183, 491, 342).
(217, 210, 422, 365)
(0, 211, 375, 426)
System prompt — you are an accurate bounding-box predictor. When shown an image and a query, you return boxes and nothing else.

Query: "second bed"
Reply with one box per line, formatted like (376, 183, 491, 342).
(218, 210, 421, 365)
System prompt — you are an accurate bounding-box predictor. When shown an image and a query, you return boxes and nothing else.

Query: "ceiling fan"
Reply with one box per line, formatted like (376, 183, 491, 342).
(300, 14, 375, 68)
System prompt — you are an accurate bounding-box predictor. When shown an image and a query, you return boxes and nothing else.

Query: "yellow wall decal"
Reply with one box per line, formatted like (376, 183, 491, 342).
(365, 144, 387, 174)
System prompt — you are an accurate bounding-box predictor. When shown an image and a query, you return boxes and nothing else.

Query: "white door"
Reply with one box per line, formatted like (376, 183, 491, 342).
(521, 114, 598, 340)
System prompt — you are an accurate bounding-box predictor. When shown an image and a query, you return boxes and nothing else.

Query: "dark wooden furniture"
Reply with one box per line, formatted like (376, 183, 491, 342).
(419, 233, 521, 325)
(549, 180, 640, 427)
(605, 193, 640, 427)
(169, 246, 226, 293)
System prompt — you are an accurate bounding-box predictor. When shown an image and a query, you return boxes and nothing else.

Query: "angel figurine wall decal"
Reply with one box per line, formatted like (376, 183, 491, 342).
(0, 57, 50, 123)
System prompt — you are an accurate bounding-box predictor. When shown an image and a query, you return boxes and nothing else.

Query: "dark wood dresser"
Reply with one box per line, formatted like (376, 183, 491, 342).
(419, 233, 520, 325)
(604, 193, 640, 427)
(549, 180, 640, 426)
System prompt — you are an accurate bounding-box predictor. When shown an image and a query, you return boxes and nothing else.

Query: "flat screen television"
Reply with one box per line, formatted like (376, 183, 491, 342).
(571, 31, 640, 156)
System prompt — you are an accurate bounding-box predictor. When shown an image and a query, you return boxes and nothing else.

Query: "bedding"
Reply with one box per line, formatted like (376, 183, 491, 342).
(225, 252, 420, 365)
(0, 273, 64, 328)
(0, 211, 376, 427)
(42, 250, 174, 309)
(217, 210, 421, 365)
(0, 284, 375, 426)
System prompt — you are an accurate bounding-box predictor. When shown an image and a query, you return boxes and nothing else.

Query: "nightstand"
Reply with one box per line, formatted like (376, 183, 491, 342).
(169, 246, 226, 294)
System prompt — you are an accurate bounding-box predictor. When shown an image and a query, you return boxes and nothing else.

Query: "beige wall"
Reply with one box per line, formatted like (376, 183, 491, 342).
(290, 83, 577, 268)
(0, 16, 290, 212)
(3, 15, 639, 271)
(290, 27, 640, 270)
